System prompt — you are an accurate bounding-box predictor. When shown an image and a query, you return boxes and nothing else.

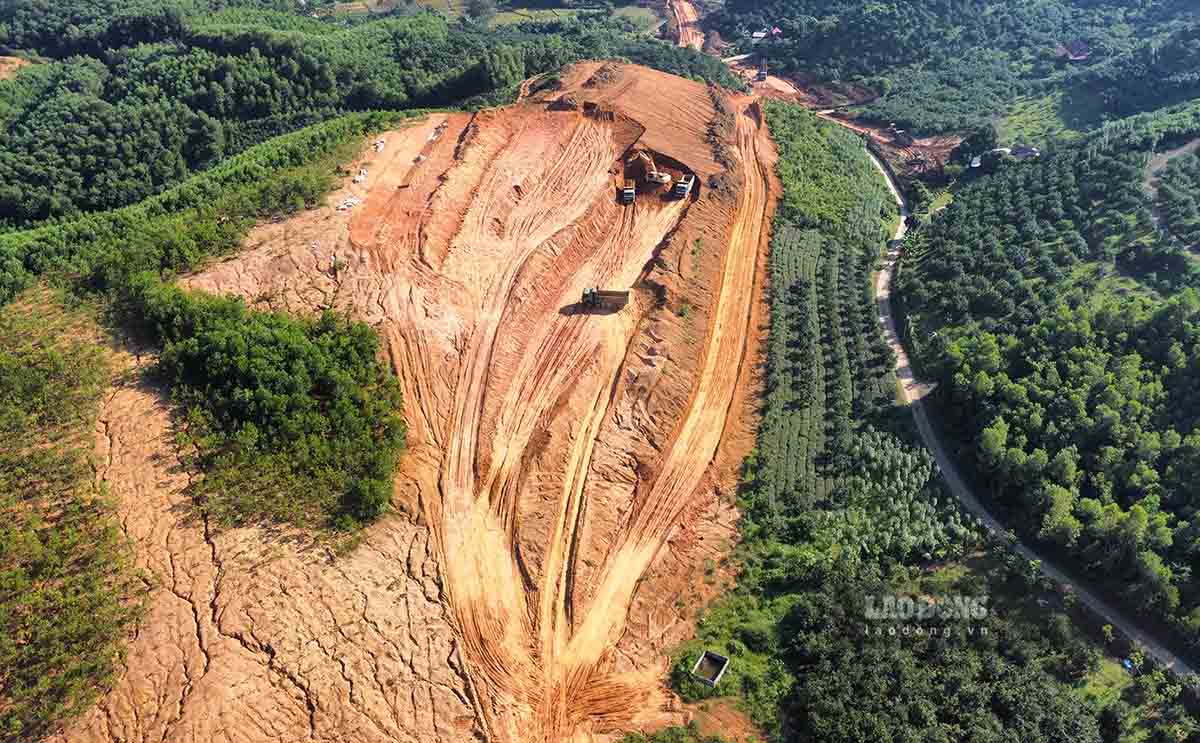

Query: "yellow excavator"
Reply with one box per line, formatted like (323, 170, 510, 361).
(628, 149, 672, 186)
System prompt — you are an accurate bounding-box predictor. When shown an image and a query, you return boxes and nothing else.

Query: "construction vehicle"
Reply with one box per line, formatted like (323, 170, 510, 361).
(628, 149, 672, 186)
(887, 123, 915, 147)
(581, 287, 630, 310)
(672, 173, 696, 199)
(619, 179, 636, 205)
(755, 58, 768, 82)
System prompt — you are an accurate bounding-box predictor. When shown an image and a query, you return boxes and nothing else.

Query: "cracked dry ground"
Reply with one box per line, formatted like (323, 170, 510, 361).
(58, 64, 777, 743)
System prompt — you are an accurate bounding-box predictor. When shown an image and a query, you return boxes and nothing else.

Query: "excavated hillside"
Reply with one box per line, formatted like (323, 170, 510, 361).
(57, 62, 778, 743)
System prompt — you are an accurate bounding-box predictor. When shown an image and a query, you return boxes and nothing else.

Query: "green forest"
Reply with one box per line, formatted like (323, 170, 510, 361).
(650, 103, 1200, 743)
(896, 98, 1200, 664)
(0, 0, 738, 226)
(703, 0, 1199, 134)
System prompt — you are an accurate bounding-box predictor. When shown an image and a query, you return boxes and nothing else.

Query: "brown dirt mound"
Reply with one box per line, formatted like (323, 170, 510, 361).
(73, 62, 778, 743)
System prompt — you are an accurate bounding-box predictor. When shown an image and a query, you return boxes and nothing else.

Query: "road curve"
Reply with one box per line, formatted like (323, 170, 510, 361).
(864, 146, 1199, 679)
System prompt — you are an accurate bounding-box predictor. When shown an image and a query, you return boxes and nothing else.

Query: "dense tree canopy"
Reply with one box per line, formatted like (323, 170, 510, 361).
(897, 117, 1200, 650)
(0, 3, 740, 226)
(1157, 151, 1200, 248)
(703, 0, 1198, 133)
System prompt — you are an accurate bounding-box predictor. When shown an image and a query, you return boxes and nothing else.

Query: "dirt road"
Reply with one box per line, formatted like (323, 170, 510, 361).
(668, 0, 704, 50)
(1144, 137, 1200, 251)
(866, 142, 1199, 680)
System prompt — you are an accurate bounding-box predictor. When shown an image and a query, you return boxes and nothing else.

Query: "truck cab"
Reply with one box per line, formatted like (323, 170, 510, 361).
(619, 179, 636, 204)
(672, 174, 696, 199)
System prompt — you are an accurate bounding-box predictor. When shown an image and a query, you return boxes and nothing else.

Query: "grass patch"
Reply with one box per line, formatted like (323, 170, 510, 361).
(928, 187, 953, 213)
(490, 6, 591, 25)
(0, 287, 145, 742)
(614, 5, 660, 31)
(997, 89, 1103, 145)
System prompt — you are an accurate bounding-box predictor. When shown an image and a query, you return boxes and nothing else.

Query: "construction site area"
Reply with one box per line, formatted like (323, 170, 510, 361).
(55, 62, 777, 743)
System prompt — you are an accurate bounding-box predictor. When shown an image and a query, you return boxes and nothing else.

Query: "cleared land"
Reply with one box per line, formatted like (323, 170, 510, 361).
(59, 63, 776, 743)
(668, 0, 704, 50)
(0, 56, 30, 80)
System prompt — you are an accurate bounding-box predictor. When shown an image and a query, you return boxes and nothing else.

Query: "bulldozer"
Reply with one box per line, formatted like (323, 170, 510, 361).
(628, 149, 672, 186)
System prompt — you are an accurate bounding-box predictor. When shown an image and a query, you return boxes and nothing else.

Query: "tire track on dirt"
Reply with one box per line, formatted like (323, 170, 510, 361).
(543, 101, 774, 736)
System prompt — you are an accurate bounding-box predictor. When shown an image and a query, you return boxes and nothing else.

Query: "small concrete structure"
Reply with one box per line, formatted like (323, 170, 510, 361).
(690, 650, 730, 687)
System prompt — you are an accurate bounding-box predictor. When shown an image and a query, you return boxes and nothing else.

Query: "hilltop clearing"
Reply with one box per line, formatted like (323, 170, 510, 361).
(56, 62, 776, 743)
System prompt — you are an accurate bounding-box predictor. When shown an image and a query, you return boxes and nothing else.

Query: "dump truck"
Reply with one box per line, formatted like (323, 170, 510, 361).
(619, 179, 636, 204)
(581, 288, 630, 310)
(755, 58, 768, 82)
(672, 173, 696, 199)
(887, 123, 915, 147)
(629, 149, 672, 185)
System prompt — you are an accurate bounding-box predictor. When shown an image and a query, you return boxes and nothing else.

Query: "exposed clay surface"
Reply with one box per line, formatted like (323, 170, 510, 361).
(668, 0, 704, 50)
(0, 56, 29, 80)
(52, 357, 480, 743)
(66, 63, 776, 743)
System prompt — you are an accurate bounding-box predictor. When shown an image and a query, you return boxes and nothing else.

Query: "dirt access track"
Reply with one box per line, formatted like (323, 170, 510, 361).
(668, 0, 704, 50)
(57, 62, 777, 743)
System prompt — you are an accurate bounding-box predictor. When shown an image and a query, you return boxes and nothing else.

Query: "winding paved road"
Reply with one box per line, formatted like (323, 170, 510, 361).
(865, 148, 1199, 679)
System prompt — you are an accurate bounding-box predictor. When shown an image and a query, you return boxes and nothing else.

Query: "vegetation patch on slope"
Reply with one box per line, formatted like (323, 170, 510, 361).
(1, 112, 414, 531)
(0, 288, 144, 743)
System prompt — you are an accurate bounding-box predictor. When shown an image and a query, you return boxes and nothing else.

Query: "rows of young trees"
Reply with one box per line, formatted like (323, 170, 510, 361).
(0, 2, 740, 226)
(1157, 151, 1200, 248)
(661, 104, 1115, 741)
(897, 120, 1200, 652)
(702, 0, 1198, 134)
(0, 289, 144, 743)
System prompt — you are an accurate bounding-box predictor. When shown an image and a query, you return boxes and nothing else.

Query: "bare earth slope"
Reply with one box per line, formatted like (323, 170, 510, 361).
(62, 63, 777, 743)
